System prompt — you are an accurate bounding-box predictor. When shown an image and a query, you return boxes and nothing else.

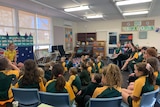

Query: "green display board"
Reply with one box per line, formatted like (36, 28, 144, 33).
(0, 35, 33, 47)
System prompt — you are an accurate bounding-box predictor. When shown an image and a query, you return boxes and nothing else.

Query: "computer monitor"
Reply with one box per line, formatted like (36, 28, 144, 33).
(51, 45, 58, 52)
(58, 45, 65, 56)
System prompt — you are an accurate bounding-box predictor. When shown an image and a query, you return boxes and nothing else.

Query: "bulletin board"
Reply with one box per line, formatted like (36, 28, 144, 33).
(65, 28, 73, 51)
(0, 35, 34, 62)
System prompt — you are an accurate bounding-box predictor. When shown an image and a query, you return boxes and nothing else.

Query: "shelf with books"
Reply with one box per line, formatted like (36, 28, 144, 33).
(93, 41, 106, 58)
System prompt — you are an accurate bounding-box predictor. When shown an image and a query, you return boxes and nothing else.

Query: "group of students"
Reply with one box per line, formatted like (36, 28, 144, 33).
(1, 42, 160, 107)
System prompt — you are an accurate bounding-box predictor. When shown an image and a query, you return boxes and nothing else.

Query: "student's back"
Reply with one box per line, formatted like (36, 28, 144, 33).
(45, 63, 75, 102)
(0, 56, 20, 106)
(15, 59, 45, 91)
(92, 64, 122, 98)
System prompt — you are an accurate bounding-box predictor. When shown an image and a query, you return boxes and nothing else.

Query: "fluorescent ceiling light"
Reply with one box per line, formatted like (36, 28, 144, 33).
(86, 15, 103, 19)
(116, 0, 152, 6)
(123, 11, 149, 16)
(64, 5, 89, 12)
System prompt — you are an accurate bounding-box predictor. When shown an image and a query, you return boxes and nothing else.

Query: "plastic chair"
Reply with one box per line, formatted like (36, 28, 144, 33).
(89, 96, 122, 107)
(12, 88, 40, 107)
(140, 87, 159, 107)
(39, 92, 70, 107)
(155, 87, 160, 106)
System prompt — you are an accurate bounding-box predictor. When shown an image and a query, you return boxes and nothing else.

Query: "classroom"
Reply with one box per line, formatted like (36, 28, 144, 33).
(0, 0, 160, 107)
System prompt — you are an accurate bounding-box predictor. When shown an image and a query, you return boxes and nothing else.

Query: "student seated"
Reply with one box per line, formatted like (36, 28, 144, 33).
(75, 73, 102, 107)
(79, 62, 91, 86)
(122, 62, 155, 107)
(121, 42, 138, 71)
(0, 56, 20, 106)
(68, 67, 81, 94)
(60, 57, 68, 73)
(15, 59, 45, 91)
(92, 64, 122, 98)
(95, 56, 104, 73)
(45, 63, 75, 102)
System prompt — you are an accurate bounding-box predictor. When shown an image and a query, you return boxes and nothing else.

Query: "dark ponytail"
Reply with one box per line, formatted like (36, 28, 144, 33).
(136, 62, 155, 85)
(56, 75, 66, 92)
(52, 63, 66, 92)
(146, 63, 155, 85)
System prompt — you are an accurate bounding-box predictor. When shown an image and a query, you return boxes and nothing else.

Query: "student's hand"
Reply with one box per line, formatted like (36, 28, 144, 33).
(129, 73, 135, 77)
(77, 90, 82, 95)
(12, 62, 17, 66)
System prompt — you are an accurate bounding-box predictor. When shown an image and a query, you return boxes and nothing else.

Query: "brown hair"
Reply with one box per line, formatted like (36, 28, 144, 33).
(0, 56, 8, 70)
(8, 42, 14, 47)
(52, 63, 66, 92)
(136, 62, 155, 85)
(69, 67, 77, 75)
(102, 63, 122, 87)
(93, 73, 102, 84)
(147, 57, 159, 71)
(146, 47, 157, 57)
(22, 59, 40, 85)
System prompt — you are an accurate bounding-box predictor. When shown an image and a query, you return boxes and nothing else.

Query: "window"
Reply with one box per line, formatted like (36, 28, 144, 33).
(0, 6, 14, 35)
(18, 10, 51, 49)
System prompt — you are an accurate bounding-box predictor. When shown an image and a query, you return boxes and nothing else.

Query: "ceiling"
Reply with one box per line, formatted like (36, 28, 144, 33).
(0, 0, 159, 22)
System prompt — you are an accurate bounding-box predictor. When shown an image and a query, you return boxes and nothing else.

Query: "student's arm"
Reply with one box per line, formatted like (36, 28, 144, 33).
(39, 78, 46, 92)
(8, 59, 19, 71)
(7, 60, 20, 78)
(68, 75, 75, 85)
(65, 82, 75, 101)
(13, 53, 17, 64)
(131, 78, 144, 101)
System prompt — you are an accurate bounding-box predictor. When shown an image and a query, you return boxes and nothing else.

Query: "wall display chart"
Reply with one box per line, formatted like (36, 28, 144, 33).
(0, 35, 34, 62)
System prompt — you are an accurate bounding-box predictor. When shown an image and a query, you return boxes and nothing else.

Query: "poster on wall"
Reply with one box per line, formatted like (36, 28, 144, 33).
(65, 28, 73, 51)
(122, 20, 155, 32)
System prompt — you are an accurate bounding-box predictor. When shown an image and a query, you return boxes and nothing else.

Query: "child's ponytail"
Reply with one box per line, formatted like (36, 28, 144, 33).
(55, 74, 66, 92)
(146, 63, 155, 85)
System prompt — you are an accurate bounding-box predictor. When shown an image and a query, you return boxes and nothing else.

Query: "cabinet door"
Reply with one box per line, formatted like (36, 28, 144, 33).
(77, 33, 86, 42)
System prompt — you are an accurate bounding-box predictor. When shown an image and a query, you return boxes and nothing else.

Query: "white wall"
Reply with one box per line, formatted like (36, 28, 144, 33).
(52, 17, 77, 52)
(77, 16, 160, 53)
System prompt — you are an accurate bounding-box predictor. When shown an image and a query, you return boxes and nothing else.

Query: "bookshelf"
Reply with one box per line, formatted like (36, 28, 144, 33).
(93, 41, 106, 57)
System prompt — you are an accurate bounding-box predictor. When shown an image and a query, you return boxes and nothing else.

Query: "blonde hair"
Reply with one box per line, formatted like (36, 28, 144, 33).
(102, 64, 122, 87)
(37, 67, 45, 77)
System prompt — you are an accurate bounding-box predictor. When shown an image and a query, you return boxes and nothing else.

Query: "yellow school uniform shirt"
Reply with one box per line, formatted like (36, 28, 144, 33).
(92, 86, 121, 98)
(15, 76, 46, 92)
(62, 62, 68, 72)
(4, 50, 16, 62)
(133, 52, 138, 59)
(132, 76, 154, 107)
(154, 71, 160, 89)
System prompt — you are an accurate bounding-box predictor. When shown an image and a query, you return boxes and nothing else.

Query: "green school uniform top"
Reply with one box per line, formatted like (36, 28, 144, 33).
(67, 61, 73, 70)
(79, 69, 90, 86)
(68, 75, 81, 93)
(0, 70, 19, 104)
(82, 82, 101, 97)
(15, 76, 45, 91)
(128, 76, 154, 107)
(95, 61, 104, 73)
(115, 47, 122, 54)
(44, 70, 52, 81)
(92, 86, 121, 98)
(45, 79, 75, 101)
